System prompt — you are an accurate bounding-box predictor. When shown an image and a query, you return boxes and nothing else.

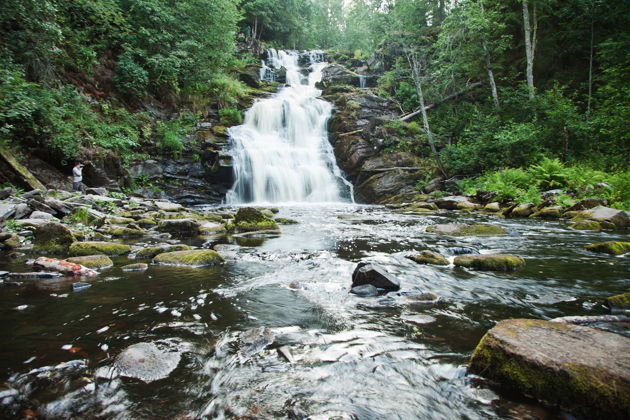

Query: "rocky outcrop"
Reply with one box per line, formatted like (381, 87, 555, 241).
(469, 318, 630, 419)
(316, 65, 359, 89)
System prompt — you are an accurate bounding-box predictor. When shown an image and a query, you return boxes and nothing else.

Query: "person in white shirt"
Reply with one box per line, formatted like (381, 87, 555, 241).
(72, 162, 84, 192)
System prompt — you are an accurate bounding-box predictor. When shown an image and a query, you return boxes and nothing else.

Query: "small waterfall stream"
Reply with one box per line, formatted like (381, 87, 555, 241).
(227, 50, 352, 204)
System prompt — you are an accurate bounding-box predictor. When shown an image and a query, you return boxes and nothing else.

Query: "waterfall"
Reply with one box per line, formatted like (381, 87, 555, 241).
(226, 51, 353, 204)
(359, 75, 367, 89)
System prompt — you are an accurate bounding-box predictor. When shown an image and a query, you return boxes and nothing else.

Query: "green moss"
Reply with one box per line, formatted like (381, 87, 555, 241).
(605, 292, 630, 310)
(66, 254, 113, 269)
(454, 254, 525, 271)
(106, 227, 145, 238)
(3, 234, 22, 249)
(407, 250, 449, 266)
(571, 221, 602, 230)
(235, 219, 279, 232)
(69, 241, 131, 256)
(585, 241, 630, 256)
(137, 218, 157, 228)
(32, 223, 75, 254)
(530, 207, 562, 219)
(135, 247, 165, 259)
(153, 249, 224, 267)
(275, 218, 298, 225)
(564, 210, 591, 220)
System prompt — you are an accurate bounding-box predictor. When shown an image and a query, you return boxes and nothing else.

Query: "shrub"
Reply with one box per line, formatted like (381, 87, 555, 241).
(218, 106, 242, 126)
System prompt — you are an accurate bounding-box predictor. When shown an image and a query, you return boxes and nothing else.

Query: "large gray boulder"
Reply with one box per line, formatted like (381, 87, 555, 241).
(469, 319, 630, 419)
(584, 205, 629, 228)
(351, 262, 400, 291)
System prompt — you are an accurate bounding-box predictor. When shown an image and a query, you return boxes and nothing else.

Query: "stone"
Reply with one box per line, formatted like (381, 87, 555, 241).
(351, 262, 400, 291)
(8, 271, 61, 279)
(0, 203, 16, 221)
(2, 234, 21, 249)
(69, 241, 131, 256)
(274, 218, 298, 225)
(585, 241, 630, 256)
(350, 284, 379, 297)
(153, 250, 224, 267)
(85, 187, 108, 195)
(454, 254, 525, 271)
(583, 206, 629, 229)
(570, 220, 601, 231)
(106, 226, 145, 238)
(114, 342, 181, 383)
(29, 210, 56, 219)
(484, 202, 501, 212)
(136, 245, 192, 259)
(154, 200, 183, 211)
(66, 255, 113, 270)
(239, 327, 274, 359)
(0, 187, 12, 200)
(122, 263, 148, 272)
(565, 198, 608, 211)
(469, 318, 630, 419)
(13, 203, 31, 219)
(34, 257, 97, 276)
(510, 203, 535, 218)
(605, 292, 630, 312)
(129, 160, 163, 179)
(407, 250, 449, 266)
(401, 315, 436, 325)
(157, 219, 201, 236)
(233, 207, 279, 232)
(72, 282, 92, 292)
(529, 206, 562, 219)
(32, 223, 75, 254)
(426, 223, 507, 236)
(434, 196, 480, 211)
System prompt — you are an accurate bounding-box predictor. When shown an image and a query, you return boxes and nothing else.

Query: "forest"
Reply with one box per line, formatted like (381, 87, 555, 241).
(1, 0, 629, 207)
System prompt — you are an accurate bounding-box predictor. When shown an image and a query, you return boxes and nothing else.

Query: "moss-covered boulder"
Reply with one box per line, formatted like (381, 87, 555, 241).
(106, 216, 135, 225)
(530, 206, 562, 219)
(469, 318, 630, 419)
(510, 203, 535, 218)
(153, 249, 224, 267)
(156, 219, 201, 236)
(570, 220, 602, 231)
(233, 207, 279, 232)
(484, 202, 501, 212)
(135, 244, 193, 259)
(106, 226, 146, 238)
(583, 206, 629, 229)
(605, 292, 630, 312)
(69, 241, 131, 256)
(32, 222, 75, 254)
(585, 241, 630, 256)
(66, 254, 113, 270)
(275, 218, 298, 225)
(454, 254, 525, 271)
(137, 218, 157, 228)
(407, 250, 449, 266)
(2, 233, 22, 249)
(426, 223, 507, 236)
(434, 196, 480, 211)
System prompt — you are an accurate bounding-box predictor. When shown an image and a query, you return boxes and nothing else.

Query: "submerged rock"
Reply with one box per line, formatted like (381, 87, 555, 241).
(69, 241, 131, 256)
(407, 250, 449, 266)
(585, 241, 630, 256)
(135, 244, 192, 259)
(66, 254, 113, 270)
(469, 318, 630, 419)
(122, 263, 148, 272)
(275, 218, 298, 225)
(153, 249, 224, 267)
(114, 342, 181, 383)
(426, 223, 507, 236)
(239, 327, 275, 360)
(351, 262, 400, 291)
(454, 254, 525, 271)
(32, 223, 75, 254)
(605, 292, 630, 312)
(350, 284, 379, 297)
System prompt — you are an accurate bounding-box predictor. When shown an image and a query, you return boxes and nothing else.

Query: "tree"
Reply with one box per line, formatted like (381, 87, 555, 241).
(521, 0, 537, 99)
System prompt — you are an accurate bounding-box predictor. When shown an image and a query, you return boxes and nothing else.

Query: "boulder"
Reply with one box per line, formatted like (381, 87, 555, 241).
(316, 64, 357, 88)
(351, 262, 400, 291)
(605, 292, 630, 312)
(114, 342, 181, 383)
(565, 198, 608, 211)
(233, 207, 279, 232)
(274, 218, 298, 225)
(529, 206, 562, 219)
(454, 254, 525, 271)
(122, 263, 148, 272)
(136, 244, 192, 259)
(407, 250, 449, 266)
(434, 196, 481, 211)
(69, 241, 131, 256)
(153, 200, 183, 211)
(426, 223, 507, 236)
(157, 219, 201, 236)
(469, 318, 630, 419)
(484, 202, 501, 212)
(32, 223, 75, 254)
(509, 203, 535, 218)
(585, 241, 630, 256)
(0, 203, 16, 221)
(30, 210, 57, 219)
(1, 234, 21, 249)
(106, 226, 146, 238)
(14, 203, 31, 219)
(583, 206, 629, 229)
(34, 257, 97, 277)
(153, 249, 224, 267)
(66, 254, 113, 270)
(350, 284, 379, 297)
(570, 220, 602, 231)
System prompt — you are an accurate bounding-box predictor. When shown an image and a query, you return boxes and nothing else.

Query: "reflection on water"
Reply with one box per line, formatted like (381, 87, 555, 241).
(1, 204, 628, 418)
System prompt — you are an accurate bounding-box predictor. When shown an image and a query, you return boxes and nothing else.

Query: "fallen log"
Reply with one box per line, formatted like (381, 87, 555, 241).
(399, 82, 483, 122)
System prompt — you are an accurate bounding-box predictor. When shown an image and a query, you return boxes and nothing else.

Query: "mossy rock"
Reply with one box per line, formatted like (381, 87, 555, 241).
(121, 263, 148, 272)
(530, 206, 562, 219)
(137, 218, 157, 228)
(585, 241, 630, 256)
(469, 318, 630, 419)
(426, 223, 507, 236)
(564, 210, 591, 220)
(275, 218, 298, 225)
(69, 241, 132, 256)
(201, 214, 224, 223)
(106, 216, 136, 224)
(570, 220, 601, 231)
(605, 292, 630, 312)
(407, 250, 449, 266)
(3, 234, 22, 249)
(153, 249, 224, 267)
(484, 202, 501, 212)
(32, 222, 75, 254)
(157, 219, 201, 235)
(136, 244, 192, 259)
(66, 254, 113, 270)
(454, 254, 525, 271)
(107, 226, 146, 238)
(510, 203, 535, 218)
(234, 220, 279, 233)
(234, 207, 279, 232)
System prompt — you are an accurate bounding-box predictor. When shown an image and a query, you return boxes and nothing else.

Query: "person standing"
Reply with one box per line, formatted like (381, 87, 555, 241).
(72, 162, 84, 192)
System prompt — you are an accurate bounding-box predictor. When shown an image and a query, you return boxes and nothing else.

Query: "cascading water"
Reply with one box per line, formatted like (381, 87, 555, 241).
(226, 50, 353, 204)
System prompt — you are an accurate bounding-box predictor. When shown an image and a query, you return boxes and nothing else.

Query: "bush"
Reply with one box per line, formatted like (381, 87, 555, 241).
(218, 106, 242, 126)
(114, 52, 149, 99)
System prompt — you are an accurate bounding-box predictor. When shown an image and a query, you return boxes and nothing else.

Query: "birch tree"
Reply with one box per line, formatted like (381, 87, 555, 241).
(522, 0, 538, 99)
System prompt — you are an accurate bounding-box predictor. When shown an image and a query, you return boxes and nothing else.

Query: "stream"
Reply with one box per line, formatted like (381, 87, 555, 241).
(1, 205, 628, 419)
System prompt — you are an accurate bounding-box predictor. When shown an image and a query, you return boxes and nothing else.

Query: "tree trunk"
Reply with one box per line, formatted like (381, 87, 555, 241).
(480, 0, 500, 110)
(400, 82, 483, 121)
(522, 1, 535, 99)
(406, 51, 448, 178)
(587, 19, 594, 116)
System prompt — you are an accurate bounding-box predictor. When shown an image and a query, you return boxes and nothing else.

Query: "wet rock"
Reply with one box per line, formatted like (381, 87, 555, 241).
(32, 223, 75, 254)
(585, 241, 630, 256)
(605, 292, 630, 313)
(484, 202, 501, 212)
(233, 207, 279, 232)
(351, 262, 400, 291)
(0, 203, 16, 221)
(551, 314, 630, 325)
(153, 250, 224, 267)
(114, 342, 181, 383)
(156, 219, 201, 236)
(434, 196, 480, 211)
(69, 241, 132, 256)
(469, 318, 630, 419)
(277, 346, 295, 363)
(30, 210, 56, 219)
(529, 206, 562, 219)
(426, 223, 507, 236)
(154, 200, 183, 211)
(129, 160, 163, 179)
(582, 205, 629, 229)
(136, 244, 193, 259)
(454, 254, 525, 271)
(570, 220, 602, 231)
(401, 314, 436, 325)
(355, 170, 419, 204)
(350, 284, 379, 297)
(66, 254, 113, 270)
(122, 263, 148, 272)
(106, 226, 146, 238)
(509, 203, 535, 218)
(448, 246, 480, 256)
(8, 272, 61, 279)
(407, 250, 449, 266)
(275, 218, 298, 225)
(34, 257, 97, 276)
(72, 282, 92, 292)
(399, 291, 439, 303)
(239, 327, 274, 359)
(566, 198, 608, 211)
(317, 64, 357, 88)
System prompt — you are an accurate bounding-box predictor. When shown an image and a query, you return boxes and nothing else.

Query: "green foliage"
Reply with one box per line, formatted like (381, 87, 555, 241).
(219, 107, 243, 126)
(209, 74, 249, 108)
(155, 112, 196, 158)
